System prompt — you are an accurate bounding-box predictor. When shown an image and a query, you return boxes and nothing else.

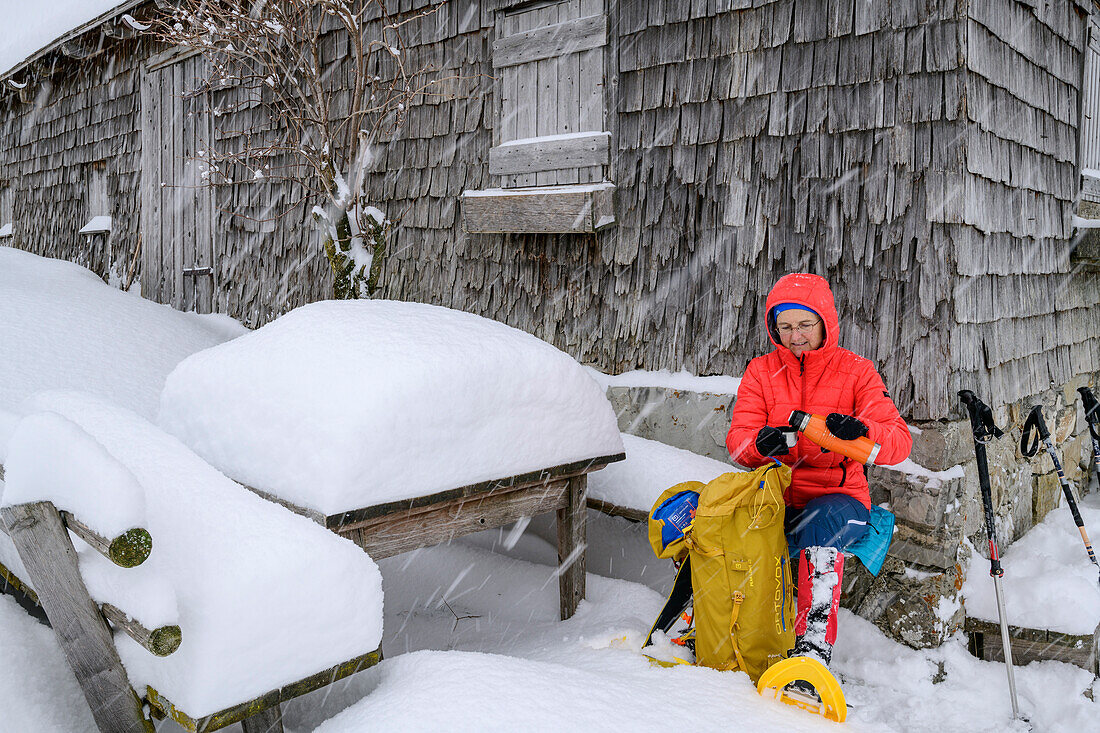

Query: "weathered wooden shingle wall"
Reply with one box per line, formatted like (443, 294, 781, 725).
(4, 0, 1096, 426)
(365, 0, 969, 420)
(949, 0, 1100, 407)
(0, 46, 143, 285)
(189, 0, 1100, 417)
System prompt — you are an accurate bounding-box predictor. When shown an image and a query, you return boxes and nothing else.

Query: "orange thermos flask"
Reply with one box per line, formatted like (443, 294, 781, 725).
(788, 410, 882, 465)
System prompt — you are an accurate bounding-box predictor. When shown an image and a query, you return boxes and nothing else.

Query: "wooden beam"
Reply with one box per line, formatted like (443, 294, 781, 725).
(586, 497, 647, 523)
(341, 480, 569, 559)
(493, 14, 608, 68)
(0, 465, 152, 568)
(101, 603, 182, 657)
(966, 616, 1099, 674)
(145, 45, 204, 73)
(59, 512, 152, 568)
(489, 132, 610, 176)
(237, 482, 329, 526)
(145, 648, 383, 732)
(1, 502, 152, 733)
(321, 453, 623, 531)
(0, 551, 179, 657)
(59, 41, 92, 59)
(462, 184, 616, 234)
(0, 557, 40, 603)
(557, 474, 587, 620)
(0, 558, 47, 623)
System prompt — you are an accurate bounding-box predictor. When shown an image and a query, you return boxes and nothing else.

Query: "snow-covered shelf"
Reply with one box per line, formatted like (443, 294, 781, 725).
(0, 223, 12, 238)
(78, 215, 112, 234)
(462, 182, 615, 233)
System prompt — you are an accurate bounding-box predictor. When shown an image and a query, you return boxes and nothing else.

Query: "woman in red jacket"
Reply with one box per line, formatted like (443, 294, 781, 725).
(726, 273, 911, 693)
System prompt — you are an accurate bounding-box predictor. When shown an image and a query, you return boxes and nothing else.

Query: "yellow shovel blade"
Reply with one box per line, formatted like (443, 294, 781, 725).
(756, 656, 847, 723)
(644, 654, 693, 669)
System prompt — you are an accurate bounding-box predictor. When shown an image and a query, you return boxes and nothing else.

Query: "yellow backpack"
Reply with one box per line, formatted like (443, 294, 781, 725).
(646, 463, 796, 683)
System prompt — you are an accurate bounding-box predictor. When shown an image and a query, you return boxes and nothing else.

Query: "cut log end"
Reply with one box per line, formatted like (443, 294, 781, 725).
(109, 528, 152, 568)
(148, 625, 182, 657)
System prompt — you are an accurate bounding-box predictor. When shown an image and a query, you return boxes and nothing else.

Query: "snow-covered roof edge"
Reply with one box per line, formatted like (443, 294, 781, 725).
(0, 0, 145, 83)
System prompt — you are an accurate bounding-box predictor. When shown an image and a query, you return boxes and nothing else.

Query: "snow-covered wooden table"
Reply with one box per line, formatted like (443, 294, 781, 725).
(157, 300, 628, 622)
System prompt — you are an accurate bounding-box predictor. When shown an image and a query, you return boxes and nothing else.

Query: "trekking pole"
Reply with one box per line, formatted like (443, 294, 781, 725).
(1021, 404, 1100, 585)
(958, 390, 1021, 721)
(1078, 386, 1100, 492)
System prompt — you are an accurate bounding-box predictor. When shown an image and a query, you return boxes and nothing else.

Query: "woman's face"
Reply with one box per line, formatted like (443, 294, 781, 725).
(776, 308, 824, 357)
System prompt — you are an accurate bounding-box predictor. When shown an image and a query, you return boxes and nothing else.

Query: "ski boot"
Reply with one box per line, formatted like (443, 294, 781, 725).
(757, 546, 847, 722)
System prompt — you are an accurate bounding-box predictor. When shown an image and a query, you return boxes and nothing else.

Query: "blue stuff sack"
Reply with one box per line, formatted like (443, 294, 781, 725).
(845, 505, 895, 576)
(652, 489, 700, 551)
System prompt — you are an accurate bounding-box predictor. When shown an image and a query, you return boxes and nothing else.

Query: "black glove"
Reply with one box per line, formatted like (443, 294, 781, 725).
(755, 426, 789, 457)
(826, 413, 869, 440)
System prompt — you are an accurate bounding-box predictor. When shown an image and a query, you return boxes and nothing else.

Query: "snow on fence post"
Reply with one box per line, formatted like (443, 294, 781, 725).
(0, 500, 153, 733)
(0, 505, 181, 658)
(59, 511, 152, 568)
(2, 411, 152, 568)
(0, 411, 181, 660)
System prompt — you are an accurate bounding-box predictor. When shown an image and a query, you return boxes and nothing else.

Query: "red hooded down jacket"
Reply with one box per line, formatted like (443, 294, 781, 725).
(725, 274, 912, 509)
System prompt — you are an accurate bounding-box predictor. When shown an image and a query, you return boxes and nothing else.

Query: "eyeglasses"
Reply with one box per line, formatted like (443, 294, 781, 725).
(776, 319, 821, 336)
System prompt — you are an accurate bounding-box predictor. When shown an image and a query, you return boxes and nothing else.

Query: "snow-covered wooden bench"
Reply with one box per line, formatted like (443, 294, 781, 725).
(0, 497, 379, 733)
(158, 300, 627, 621)
(0, 398, 386, 733)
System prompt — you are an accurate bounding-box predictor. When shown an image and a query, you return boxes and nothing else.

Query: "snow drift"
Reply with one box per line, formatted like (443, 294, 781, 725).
(159, 299, 624, 515)
(6, 391, 383, 717)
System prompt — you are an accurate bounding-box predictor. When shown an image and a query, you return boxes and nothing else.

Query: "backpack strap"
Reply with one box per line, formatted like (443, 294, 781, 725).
(684, 532, 724, 557)
(726, 590, 748, 672)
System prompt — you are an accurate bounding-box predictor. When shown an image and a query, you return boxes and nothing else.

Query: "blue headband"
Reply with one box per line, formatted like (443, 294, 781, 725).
(771, 303, 820, 319)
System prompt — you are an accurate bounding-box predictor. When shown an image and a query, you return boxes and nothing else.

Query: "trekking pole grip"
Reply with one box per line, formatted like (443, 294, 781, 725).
(1079, 387, 1100, 442)
(959, 391, 1004, 441)
(959, 390, 1004, 577)
(1020, 405, 1048, 458)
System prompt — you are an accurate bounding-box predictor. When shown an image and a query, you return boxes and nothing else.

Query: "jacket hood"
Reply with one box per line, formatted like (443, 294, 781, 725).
(763, 273, 840, 357)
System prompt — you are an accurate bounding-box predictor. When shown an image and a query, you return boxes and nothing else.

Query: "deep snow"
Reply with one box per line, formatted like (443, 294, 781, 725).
(1, 249, 1099, 731)
(5, 454, 1099, 732)
(158, 299, 623, 515)
(5, 391, 385, 717)
(0, 245, 246, 421)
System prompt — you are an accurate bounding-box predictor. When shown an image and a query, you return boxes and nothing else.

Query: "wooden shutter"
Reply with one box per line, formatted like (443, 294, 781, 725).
(493, 0, 609, 187)
(0, 183, 11, 237)
(1080, 15, 1100, 203)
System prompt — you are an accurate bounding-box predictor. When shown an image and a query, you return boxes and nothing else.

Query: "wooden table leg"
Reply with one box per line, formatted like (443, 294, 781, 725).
(557, 474, 587, 620)
(1, 502, 152, 733)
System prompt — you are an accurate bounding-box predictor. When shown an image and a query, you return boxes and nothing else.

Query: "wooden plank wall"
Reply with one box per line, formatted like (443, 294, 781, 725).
(953, 0, 1099, 408)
